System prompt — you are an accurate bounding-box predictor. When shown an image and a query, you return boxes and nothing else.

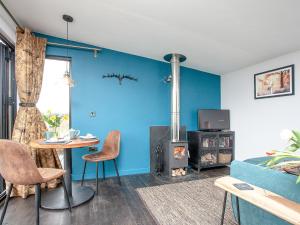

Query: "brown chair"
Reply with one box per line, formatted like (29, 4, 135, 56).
(0, 140, 71, 225)
(81, 130, 121, 194)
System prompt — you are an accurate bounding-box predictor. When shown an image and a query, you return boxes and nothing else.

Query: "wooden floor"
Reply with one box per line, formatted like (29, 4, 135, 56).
(0, 167, 229, 225)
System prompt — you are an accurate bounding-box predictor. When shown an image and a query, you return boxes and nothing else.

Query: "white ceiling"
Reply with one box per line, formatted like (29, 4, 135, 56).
(3, 0, 300, 74)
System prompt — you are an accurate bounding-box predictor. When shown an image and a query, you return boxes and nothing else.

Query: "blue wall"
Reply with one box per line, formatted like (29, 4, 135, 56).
(35, 33, 221, 180)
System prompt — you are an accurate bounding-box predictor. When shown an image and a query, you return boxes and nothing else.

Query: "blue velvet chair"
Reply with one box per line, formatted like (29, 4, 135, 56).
(230, 157, 300, 225)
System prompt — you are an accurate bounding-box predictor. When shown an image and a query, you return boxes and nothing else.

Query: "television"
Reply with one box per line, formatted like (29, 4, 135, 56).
(198, 109, 230, 131)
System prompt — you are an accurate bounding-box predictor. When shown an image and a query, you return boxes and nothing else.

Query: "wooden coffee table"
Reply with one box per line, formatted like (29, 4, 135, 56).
(215, 176, 300, 225)
(30, 138, 99, 210)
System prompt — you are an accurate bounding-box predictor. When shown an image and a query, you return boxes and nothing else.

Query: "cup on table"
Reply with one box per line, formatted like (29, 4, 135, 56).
(44, 131, 56, 140)
(69, 129, 80, 139)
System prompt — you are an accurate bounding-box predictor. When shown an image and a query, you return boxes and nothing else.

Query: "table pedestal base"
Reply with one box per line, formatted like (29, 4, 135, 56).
(41, 184, 94, 210)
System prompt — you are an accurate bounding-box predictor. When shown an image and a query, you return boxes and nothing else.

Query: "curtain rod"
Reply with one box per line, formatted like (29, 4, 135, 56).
(47, 42, 101, 56)
(0, 0, 24, 32)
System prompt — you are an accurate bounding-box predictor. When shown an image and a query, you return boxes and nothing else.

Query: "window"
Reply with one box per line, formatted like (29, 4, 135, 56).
(0, 34, 16, 199)
(38, 57, 70, 136)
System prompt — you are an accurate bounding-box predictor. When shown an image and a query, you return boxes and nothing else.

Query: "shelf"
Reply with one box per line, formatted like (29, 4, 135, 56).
(219, 147, 233, 150)
(189, 158, 232, 171)
(199, 147, 232, 151)
(196, 163, 231, 169)
(200, 147, 218, 151)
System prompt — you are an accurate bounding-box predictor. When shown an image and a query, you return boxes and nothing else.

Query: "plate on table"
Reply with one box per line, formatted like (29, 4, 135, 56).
(80, 135, 97, 140)
(44, 139, 71, 144)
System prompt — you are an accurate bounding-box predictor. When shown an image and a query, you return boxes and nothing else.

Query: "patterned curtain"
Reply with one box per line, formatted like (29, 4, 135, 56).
(11, 28, 62, 198)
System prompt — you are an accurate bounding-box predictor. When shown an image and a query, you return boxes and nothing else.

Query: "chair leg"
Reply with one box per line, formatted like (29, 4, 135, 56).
(35, 184, 41, 225)
(37, 184, 41, 208)
(61, 177, 72, 212)
(102, 161, 105, 180)
(236, 196, 241, 225)
(96, 162, 99, 195)
(220, 191, 227, 225)
(0, 183, 13, 225)
(113, 159, 121, 185)
(81, 160, 87, 186)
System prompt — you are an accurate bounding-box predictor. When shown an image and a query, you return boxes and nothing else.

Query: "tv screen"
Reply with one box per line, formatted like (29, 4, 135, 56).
(198, 109, 230, 131)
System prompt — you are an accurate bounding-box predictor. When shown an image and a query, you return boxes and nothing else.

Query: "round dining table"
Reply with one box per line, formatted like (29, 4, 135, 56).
(30, 138, 100, 210)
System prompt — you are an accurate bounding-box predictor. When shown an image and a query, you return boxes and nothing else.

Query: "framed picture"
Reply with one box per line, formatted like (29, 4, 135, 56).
(254, 64, 295, 99)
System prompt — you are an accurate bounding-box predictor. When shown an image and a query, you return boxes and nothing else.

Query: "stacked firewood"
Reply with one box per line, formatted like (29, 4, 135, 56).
(201, 153, 217, 165)
(172, 168, 186, 177)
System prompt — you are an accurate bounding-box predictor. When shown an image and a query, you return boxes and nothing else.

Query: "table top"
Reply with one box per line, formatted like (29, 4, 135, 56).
(30, 138, 100, 149)
(215, 176, 300, 225)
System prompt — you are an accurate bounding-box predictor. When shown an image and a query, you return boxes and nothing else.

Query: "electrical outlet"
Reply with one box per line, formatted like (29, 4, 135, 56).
(90, 111, 96, 118)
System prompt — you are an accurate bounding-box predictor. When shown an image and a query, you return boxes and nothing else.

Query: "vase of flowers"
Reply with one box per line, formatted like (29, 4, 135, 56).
(266, 129, 300, 183)
(42, 110, 69, 138)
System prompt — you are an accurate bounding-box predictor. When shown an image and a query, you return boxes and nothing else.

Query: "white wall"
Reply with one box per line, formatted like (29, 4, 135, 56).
(0, 6, 16, 43)
(222, 50, 300, 160)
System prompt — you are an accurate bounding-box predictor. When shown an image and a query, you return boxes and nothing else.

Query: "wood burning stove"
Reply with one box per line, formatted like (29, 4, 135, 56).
(150, 53, 188, 177)
(164, 141, 188, 176)
(150, 126, 188, 177)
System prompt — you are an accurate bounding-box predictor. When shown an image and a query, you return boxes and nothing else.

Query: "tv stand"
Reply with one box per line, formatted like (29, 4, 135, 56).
(187, 130, 235, 172)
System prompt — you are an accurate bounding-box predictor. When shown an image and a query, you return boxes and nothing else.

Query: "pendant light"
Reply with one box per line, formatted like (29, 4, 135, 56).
(63, 14, 75, 87)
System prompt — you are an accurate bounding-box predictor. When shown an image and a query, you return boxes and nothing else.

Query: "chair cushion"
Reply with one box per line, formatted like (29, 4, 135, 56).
(38, 168, 65, 183)
(82, 151, 116, 162)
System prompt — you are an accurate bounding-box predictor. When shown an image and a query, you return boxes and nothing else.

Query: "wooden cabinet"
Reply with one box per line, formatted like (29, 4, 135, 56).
(187, 131, 235, 172)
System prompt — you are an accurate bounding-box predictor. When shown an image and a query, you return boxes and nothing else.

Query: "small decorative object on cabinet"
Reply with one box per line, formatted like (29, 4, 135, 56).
(187, 131, 235, 172)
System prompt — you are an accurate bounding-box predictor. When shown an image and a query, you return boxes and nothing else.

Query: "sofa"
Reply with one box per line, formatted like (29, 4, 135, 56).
(230, 157, 300, 225)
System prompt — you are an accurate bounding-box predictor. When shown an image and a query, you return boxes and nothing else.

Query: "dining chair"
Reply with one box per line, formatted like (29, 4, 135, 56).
(0, 140, 71, 225)
(81, 130, 121, 194)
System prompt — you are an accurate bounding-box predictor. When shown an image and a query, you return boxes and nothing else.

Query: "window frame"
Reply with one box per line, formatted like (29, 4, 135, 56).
(44, 55, 72, 129)
(0, 33, 16, 201)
